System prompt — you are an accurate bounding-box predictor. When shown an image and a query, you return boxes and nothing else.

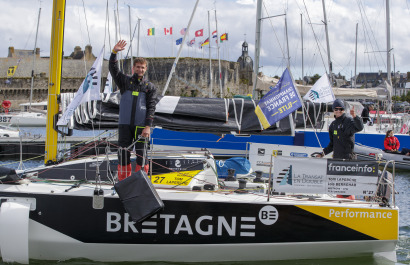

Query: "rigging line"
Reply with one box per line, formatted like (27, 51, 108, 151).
(262, 1, 286, 61)
(302, 0, 328, 77)
(81, 0, 91, 45)
(357, 0, 384, 70)
(75, 1, 88, 76)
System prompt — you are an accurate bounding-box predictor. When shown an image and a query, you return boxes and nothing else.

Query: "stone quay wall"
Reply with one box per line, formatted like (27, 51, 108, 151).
(0, 56, 249, 109)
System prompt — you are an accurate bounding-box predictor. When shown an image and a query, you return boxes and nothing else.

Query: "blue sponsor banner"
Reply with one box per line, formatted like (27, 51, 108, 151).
(255, 68, 302, 129)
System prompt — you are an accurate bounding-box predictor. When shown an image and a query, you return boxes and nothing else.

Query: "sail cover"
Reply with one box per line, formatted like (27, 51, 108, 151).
(65, 92, 327, 136)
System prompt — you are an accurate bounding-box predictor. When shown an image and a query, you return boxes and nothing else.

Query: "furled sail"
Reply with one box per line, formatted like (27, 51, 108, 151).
(61, 92, 328, 135)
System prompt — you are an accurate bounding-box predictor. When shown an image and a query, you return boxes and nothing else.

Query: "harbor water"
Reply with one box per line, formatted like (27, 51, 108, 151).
(0, 127, 408, 265)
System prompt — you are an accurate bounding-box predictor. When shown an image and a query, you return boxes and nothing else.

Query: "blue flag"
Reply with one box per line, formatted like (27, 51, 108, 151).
(255, 68, 302, 129)
(176, 38, 183, 45)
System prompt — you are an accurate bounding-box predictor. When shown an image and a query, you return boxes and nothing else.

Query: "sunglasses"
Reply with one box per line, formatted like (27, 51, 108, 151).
(334, 108, 344, 111)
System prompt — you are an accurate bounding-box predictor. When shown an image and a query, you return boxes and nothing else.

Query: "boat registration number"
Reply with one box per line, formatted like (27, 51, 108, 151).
(151, 170, 201, 186)
(0, 116, 11, 122)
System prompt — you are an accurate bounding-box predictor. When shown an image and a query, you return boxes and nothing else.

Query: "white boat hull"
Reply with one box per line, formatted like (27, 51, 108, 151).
(0, 112, 46, 127)
(0, 181, 398, 263)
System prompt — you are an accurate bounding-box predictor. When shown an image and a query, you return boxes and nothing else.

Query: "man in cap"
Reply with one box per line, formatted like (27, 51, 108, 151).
(361, 104, 374, 124)
(317, 99, 364, 160)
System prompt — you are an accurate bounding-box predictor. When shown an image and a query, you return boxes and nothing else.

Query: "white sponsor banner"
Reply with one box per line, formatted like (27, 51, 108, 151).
(273, 156, 379, 196)
(248, 142, 326, 173)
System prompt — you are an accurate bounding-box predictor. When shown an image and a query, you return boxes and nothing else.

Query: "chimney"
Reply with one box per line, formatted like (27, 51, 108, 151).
(35, 47, 40, 59)
(8, 47, 15, 58)
(85, 45, 93, 61)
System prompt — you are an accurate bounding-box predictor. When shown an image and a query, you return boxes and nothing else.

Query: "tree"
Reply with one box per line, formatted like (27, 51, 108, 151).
(310, 74, 321, 85)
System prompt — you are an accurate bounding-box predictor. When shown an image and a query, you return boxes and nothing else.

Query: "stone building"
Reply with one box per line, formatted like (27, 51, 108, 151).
(0, 45, 249, 105)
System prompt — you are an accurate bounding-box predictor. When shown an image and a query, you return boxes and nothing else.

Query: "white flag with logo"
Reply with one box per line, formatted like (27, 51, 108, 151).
(303, 74, 335, 103)
(57, 47, 104, 126)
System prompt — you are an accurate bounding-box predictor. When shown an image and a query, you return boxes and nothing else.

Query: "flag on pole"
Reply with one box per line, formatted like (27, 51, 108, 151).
(147, 28, 155, 36)
(176, 38, 183, 45)
(198, 41, 204, 49)
(180, 28, 187, 35)
(187, 38, 195, 47)
(302, 74, 335, 103)
(7, 66, 17, 77)
(164, 27, 173, 35)
(220, 33, 228, 42)
(201, 38, 209, 46)
(255, 68, 302, 129)
(57, 47, 104, 126)
(195, 29, 203, 37)
(212, 30, 217, 38)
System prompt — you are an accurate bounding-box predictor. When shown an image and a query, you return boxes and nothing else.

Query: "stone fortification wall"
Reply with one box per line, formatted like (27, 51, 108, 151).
(0, 57, 246, 106)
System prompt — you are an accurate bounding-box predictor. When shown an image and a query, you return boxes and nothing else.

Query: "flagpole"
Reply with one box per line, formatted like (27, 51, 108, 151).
(137, 18, 140, 57)
(208, 10, 213, 98)
(162, 0, 200, 96)
(214, 9, 223, 98)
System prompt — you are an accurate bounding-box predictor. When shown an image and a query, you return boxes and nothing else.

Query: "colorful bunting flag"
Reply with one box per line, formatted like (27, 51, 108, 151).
(195, 29, 204, 37)
(147, 28, 155, 36)
(180, 28, 187, 35)
(255, 68, 302, 129)
(212, 30, 217, 38)
(220, 33, 228, 42)
(164, 27, 173, 35)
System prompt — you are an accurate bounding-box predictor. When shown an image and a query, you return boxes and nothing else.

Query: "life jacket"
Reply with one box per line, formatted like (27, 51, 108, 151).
(118, 80, 148, 126)
(386, 137, 398, 147)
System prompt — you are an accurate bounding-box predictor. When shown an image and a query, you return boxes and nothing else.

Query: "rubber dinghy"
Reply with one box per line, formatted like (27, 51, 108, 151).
(355, 143, 410, 170)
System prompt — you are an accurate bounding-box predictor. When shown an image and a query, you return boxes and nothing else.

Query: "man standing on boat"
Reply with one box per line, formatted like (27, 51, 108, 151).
(361, 104, 374, 124)
(317, 99, 364, 160)
(109, 40, 157, 181)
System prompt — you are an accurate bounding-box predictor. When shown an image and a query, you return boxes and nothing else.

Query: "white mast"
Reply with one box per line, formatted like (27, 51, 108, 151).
(252, 0, 262, 99)
(128, 5, 133, 74)
(208, 10, 213, 98)
(162, 0, 200, 96)
(285, 13, 290, 68)
(30, 7, 41, 111)
(322, 0, 332, 86)
(301, 13, 304, 85)
(214, 9, 223, 98)
(137, 18, 141, 57)
(354, 23, 358, 88)
(386, 0, 391, 85)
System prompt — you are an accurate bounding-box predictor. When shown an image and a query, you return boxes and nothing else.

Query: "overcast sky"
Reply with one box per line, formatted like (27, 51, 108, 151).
(1, 0, 410, 81)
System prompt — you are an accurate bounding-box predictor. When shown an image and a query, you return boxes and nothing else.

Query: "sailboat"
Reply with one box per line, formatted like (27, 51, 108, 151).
(0, 1, 399, 264)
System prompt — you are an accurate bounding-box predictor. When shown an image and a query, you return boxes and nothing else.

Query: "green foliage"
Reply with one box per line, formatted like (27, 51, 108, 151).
(310, 74, 321, 84)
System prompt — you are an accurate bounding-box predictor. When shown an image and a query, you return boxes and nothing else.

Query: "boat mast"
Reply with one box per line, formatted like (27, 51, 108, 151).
(301, 13, 304, 85)
(386, 0, 392, 112)
(354, 23, 358, 88)
(137, 18, 141, 57)
(45, 0, 66, 165)
(214, 9, 223, 98)
(162, 0, 200, 96)
(322, 0, 332, 86)
(128, 5, 133, 74)
(252, 0, 262, 99)
(30, 7, 41, 112)
(285, 13, 290, 68)
(208, 10, 213, 98)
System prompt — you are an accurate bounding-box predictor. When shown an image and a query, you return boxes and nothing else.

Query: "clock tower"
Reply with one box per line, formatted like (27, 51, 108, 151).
(237, 41, 254, 93)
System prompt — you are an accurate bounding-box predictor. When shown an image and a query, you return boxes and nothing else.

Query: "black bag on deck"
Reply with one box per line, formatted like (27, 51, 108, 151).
(114, 170, 164, 223)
